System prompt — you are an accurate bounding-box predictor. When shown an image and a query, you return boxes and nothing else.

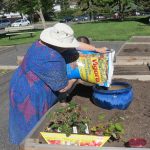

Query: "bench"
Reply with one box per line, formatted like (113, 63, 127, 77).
(5, 25, 35, 39)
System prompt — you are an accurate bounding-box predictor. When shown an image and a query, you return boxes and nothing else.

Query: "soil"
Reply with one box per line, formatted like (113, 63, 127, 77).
(130, 37, 150, 43)
(66, 79, 150, 148)
(39, 37, 150, 147)
(118, 44, 150, 56)
(114, 65, 150, 75)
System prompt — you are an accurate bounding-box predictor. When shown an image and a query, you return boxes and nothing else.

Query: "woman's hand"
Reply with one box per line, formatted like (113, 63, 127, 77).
(78, 42, 107, 53)
(59, 79, 77, 93)
(95, 47, 107, 53)
(78, 42, 95, 51)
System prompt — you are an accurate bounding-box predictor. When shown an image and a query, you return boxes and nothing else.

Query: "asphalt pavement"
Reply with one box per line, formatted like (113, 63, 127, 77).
(0, 41, 125, 150)
(0, 72, 19, 150)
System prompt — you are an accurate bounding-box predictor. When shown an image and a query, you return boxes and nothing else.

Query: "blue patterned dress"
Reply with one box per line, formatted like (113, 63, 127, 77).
(9, 41, 68, 144)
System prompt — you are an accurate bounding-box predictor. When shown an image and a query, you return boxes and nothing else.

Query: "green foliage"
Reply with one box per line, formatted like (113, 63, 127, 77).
(46, 101, 90, 137)
(135, 0, 150, 12)
(75, 0, 149, 19)
(77, 122, 87, 134)
(90, 119, 124, 141)
(115, 0, 137, 13)
(0, 69, 9, 76)
(56, 8, 78, 19)
(104, 122, 124, 140)
(0, 0, 54, 22)
(46, 101, 125, 142)
(115, 123, 124, 131)
(16, 0, 54, 17)
(56, 0, 69, 11)
(98, 114, 105, 121)
(76, 0, 114, 17)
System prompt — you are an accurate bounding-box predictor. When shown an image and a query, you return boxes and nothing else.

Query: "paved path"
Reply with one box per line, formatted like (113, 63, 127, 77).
(0, 41, 125, 150)
(0, 41, 125, 66)
(0, 44, 31, 150)
(0, 44, 31, 66)
(0, 72, 19, 150)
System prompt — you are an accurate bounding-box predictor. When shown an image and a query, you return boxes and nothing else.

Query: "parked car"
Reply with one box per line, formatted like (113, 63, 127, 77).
(94, 14, 106, 20)
(59, 16, 74, 23)
(74, 15, 90, 22)
(11, 19, 30, 27)
(0, 18, 11, 29)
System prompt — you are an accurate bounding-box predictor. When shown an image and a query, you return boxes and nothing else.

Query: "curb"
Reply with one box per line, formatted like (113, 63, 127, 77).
(0, 65, 18, 70)
(113, 75, 150, 81)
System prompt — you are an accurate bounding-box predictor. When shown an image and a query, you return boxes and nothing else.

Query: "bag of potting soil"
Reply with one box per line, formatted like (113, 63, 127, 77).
(64, 49, 115, 87)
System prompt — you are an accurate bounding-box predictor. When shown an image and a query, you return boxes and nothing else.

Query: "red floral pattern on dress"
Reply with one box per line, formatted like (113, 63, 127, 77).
(26, 71, 39, 87)
(44, 84, 49, 91)
(10, 89, 15, 107)
(18, 96, 36, 122)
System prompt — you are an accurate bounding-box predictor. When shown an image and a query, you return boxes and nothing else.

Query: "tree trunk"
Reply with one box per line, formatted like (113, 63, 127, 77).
(89, 11, 94, 21)
(37, 8, 46, 29)
(89, 0, 94, 21)
(118, 0, 124, 21)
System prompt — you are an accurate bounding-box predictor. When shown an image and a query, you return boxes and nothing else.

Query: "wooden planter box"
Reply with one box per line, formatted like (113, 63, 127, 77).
(116, 42, 150, 65)
(113, 65, 150, 81)
(19, 102, 149, 150)
(18, 42, 150, 149)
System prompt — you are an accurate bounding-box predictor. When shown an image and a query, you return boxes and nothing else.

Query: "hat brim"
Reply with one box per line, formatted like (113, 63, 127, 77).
(40, 27, 79, 48)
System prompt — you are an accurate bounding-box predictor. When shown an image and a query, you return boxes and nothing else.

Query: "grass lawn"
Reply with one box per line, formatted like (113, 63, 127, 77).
(0, 30, 42, 46)
(0, 21, 150, 46)
(72, 21, 150, 41)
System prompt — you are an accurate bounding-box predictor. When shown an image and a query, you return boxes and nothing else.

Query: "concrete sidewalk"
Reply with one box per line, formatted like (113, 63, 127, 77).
(0, 72, 19, 150)
(0, 41, 125, 66)
(0, 44, 31, 66)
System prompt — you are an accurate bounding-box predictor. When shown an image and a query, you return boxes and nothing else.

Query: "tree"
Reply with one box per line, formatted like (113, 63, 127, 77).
(135, 0, 150, 12)
(57, 0, 70, 11)
(112, 0, 137, 20)
(1, 0, 54, 29)
(36, 0, 46, 29)
(76, 0, 114, 20)
(0, 0, 18, 13)
(17, 0, 54, 28)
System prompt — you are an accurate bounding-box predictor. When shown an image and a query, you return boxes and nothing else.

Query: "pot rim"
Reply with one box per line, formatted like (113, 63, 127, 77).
(93, 82, 132, 94)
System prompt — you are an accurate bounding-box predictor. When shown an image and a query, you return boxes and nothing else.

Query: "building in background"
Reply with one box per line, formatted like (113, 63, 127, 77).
(53, 1, 77, 12)
(4, 12, 21, 18)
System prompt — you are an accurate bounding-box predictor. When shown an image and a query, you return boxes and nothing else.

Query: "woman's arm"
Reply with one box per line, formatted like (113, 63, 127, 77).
(59, 79, 77, 93)
(78, 42, 107, 53)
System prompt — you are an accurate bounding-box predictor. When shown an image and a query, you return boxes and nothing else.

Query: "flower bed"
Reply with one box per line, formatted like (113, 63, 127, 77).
(20, 79, 150, 150)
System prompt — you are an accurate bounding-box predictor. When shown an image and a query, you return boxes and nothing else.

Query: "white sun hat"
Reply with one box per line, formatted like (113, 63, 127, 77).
(40, 23, 79, 48)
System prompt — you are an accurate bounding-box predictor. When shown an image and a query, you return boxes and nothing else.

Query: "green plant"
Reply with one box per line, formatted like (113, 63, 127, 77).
(90, 114, 125, 142)
(46, 101, 90, 137)
(103, 122, 124, 140)
(46, 102, 126, 143)
(0, 69, 8, 75)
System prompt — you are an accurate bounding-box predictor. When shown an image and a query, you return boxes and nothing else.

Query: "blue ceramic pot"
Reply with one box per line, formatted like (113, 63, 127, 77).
(92, 82, 133, 110)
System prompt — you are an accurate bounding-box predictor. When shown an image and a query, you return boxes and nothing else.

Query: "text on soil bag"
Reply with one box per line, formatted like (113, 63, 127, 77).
(77, 54, 108, 84)
(92, 59, 101, 82)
